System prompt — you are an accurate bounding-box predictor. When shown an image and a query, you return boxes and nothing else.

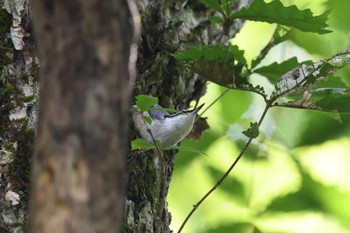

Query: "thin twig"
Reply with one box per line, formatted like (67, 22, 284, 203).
(146, 128, 163, 158)
(177, 103, 271, 233)
(197, 89, 230, 120)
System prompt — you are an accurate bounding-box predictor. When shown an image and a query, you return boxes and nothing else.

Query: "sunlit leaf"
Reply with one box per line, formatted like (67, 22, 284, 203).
(242, 122, 259, 139)
(143, 116, 152, 125)
(135, 95, 158, 111)
(230, 45, 247, 66)
(254, 57, 300, 83)
(232, 0, 332, 34)
(179, 146, 209, 157)
(273, 26, 296, 44)
(131, 138, 154, 150)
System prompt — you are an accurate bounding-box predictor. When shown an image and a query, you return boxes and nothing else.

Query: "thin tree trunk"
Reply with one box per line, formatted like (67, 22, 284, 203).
(28, 0, 138, 233)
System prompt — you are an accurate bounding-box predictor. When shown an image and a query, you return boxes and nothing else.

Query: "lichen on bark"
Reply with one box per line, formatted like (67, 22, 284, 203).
(0, 0, 38, 232)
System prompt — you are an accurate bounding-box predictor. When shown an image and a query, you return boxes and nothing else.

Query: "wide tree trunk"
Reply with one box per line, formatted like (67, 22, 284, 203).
(28, 0, 138, 233)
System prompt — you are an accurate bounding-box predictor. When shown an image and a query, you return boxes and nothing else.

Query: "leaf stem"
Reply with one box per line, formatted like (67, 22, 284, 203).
(177, 102, 271, 233)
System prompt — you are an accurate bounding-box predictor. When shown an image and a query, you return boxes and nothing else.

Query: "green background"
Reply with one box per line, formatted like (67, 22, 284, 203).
(169, 0, 350, 232)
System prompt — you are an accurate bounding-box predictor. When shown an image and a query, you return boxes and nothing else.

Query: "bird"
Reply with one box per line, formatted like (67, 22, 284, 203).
(133, 103, 204, 148)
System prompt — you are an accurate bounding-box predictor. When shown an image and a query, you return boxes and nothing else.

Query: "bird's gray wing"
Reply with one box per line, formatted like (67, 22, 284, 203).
(148, 104, 170, 120)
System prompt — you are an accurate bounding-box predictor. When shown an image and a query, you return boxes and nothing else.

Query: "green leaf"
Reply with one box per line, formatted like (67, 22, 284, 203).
(271, 50, 350, 112)
(208, 15, 224, 24)
(313, 88, 350, 112)
(232, 0, 332, 34)
(316, 75, 347, 88)
(173, 45, 267, 97)
(199, 0, 224, 15)
(131, 138, 155, 150)
(173, 45, 236, 86)
(173, 44, 235, 61)
(276, 88, 350, 113)
(178, 146, 209, 157)
(135, 95, 158, 111)
(254, 57, 300, 83)
(143, 116, 152, 125)
(230, 45, 247, 66)
(242, 122, 259, 139)
(273, 26, 296, 44)
(272, 49, 350, 100)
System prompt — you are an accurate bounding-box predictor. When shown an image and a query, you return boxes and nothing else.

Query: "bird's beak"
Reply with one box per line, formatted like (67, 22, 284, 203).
(193, 103, 204, 113)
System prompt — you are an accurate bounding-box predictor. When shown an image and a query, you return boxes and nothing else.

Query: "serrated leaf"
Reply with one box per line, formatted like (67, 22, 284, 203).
(276, 88, 350, 113)
(173, 45, 236, 86)
(232, 0, 332, 34)
(173, 45, 267, 97)
(254, 57, 300, 83)
(136, 95, 158, 111)
(230, 45, 247, 66)
(131, 138, 155, 150)
(191, 58, 235, 86)
(272, 49, 350, 100)
(273, 26, 296, 44)
(242, 122, 259, 139)
(272, 49, 350, 112)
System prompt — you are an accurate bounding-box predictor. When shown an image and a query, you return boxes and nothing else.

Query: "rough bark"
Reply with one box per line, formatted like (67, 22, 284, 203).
(123, 0, 251, 232)
(28, 0, 137, 233)
(0, 1, 37, 232)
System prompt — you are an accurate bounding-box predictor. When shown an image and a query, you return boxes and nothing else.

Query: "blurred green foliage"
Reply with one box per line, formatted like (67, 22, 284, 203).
(169, 0, 350, 232)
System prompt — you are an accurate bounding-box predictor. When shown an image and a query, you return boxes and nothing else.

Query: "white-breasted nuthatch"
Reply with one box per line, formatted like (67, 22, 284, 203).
(133, 103, 204, 148)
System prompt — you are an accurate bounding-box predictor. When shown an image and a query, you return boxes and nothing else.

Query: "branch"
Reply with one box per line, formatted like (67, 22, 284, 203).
(271, 48, 350, 101)
(177, 102, 271, 233)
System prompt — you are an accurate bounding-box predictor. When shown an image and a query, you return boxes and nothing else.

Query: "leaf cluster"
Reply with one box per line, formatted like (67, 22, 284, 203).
(173, 0, 350, 114)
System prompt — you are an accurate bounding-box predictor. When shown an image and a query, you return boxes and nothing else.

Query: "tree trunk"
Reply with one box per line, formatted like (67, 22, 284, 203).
(123, 0, 251, 232)
(0, 1, 37, 232)
(28, 0, 138, 233)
